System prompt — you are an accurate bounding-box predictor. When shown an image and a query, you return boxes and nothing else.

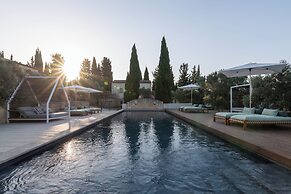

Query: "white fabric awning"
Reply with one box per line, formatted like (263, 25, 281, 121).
(178, 83, 200, 90)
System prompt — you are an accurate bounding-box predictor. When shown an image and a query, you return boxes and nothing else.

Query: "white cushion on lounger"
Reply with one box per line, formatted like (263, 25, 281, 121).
(242, 107, 256, 114)
(215, 112, 244, 119)
(262, 108, 279, 116)
(230, 114, 291, 122)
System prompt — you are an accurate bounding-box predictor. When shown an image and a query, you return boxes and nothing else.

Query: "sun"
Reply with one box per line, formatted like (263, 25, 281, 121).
(63, 63, 80, 81)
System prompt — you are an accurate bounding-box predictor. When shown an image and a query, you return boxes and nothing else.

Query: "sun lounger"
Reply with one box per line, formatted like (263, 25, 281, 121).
(229, 108, 291, 129)
(86, 107, 102, 114)
(182, 104, 209, 113)
(214, 107, 256, 124)
(179, 104, 198, 111)
(70, 109, 88, 116)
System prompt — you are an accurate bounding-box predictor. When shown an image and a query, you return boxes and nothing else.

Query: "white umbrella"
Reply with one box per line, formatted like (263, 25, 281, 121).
(220, 62, 286, 107)
(64, 85, 102, 107)
(64, 85, 102, 93)
(178, 83, 200, 104)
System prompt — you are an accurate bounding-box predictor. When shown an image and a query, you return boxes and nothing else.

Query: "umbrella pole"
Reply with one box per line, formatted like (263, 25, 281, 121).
(191, 89, 193, 105)
(249, 70, 252, 108)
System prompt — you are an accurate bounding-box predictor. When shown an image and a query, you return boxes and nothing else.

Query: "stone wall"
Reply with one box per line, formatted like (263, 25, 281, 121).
(0, 106, 6, 123)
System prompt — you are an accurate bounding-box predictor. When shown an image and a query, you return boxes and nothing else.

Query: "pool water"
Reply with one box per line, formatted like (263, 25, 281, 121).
(1, 112, 291, 193)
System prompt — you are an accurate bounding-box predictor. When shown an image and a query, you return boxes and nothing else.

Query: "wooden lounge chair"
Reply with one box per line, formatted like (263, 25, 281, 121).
(229, 108, 291, 130)
(214, 107, 256, 124)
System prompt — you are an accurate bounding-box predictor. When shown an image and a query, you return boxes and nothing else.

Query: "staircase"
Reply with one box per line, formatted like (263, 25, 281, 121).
(125, 98, 164, 111)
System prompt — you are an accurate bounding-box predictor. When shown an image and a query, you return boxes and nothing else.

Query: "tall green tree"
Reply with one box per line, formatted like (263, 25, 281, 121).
(91, 57, 98, 77)
(191, 65, 201, 83)
(204, 72, 246, 110)
(177, 63, 190, 87)
(154, 37, 174, 103)
(152, 67, 158, 91)
(50, 53, 65, 77)
(80, 58, 91, 81)
(91, 57, 102, 89)
(44, 62, 50, 75)
(27, 56, 34, 67)
(124, 44, 142, 102)
(143, 67, 149, 80)
(34, 48, 44, 73)
(101, 57, 113, 91)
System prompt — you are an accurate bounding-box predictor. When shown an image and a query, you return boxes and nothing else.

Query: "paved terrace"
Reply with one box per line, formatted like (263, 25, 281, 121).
(0, 110, 122, 170)
(167, 109, 291, 170)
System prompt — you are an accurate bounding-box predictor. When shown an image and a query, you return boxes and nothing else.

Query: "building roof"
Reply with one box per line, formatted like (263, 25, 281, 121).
(140, 80, 151, 83)
(112, 80, 151, 83)
(112, 80, 126, 83)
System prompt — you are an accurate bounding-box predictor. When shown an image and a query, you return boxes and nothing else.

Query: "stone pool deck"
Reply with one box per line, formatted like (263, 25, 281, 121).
(0, 109, 122, 170)
(167, 109, 291, 170)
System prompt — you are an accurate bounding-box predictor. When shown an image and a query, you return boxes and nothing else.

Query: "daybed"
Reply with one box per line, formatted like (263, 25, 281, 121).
(214, 107, 256, 124)
(9, 106, 68, 121)
(181, 104, 209, 113)
(229, 108, 291, 130)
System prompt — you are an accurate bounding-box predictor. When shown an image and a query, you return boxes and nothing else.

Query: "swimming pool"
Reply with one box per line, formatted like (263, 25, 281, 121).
(1, 112, 291, 193)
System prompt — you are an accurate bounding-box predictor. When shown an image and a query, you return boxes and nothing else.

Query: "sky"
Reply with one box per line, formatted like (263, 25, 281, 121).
(1, 0, 291, 81)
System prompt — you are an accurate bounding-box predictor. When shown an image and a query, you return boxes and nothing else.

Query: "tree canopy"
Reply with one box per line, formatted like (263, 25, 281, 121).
(50, 53, 65, 77)
(79, 58, 91, 87)
(177, 63, 190, 87)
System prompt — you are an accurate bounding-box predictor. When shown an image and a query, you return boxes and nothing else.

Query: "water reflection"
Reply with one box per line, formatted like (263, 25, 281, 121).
(153, 114, 174, 149)
(124, 112, 142, 156)
(97, 119, 113, 145)
(64, 141, 75, 160)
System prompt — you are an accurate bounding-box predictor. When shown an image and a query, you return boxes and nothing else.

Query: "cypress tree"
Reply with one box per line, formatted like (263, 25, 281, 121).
(143, 67, 149, 80)
(197, 64, 201, 77)
(191, 65, 197, 83)
(91, 57, 102, 89)
(97, 64, 102, 81)
(44, 62, 50, 75)
(34, 48, 44, 73)
(91, 57, 98, 76)
(29, 56, 35, 67)
(101, 57, 113, 91)
(154, 37, 174, 103)
(191, 65, 201, 83)
(124, 44, 142, 102)
(80, 58, 91, 83)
